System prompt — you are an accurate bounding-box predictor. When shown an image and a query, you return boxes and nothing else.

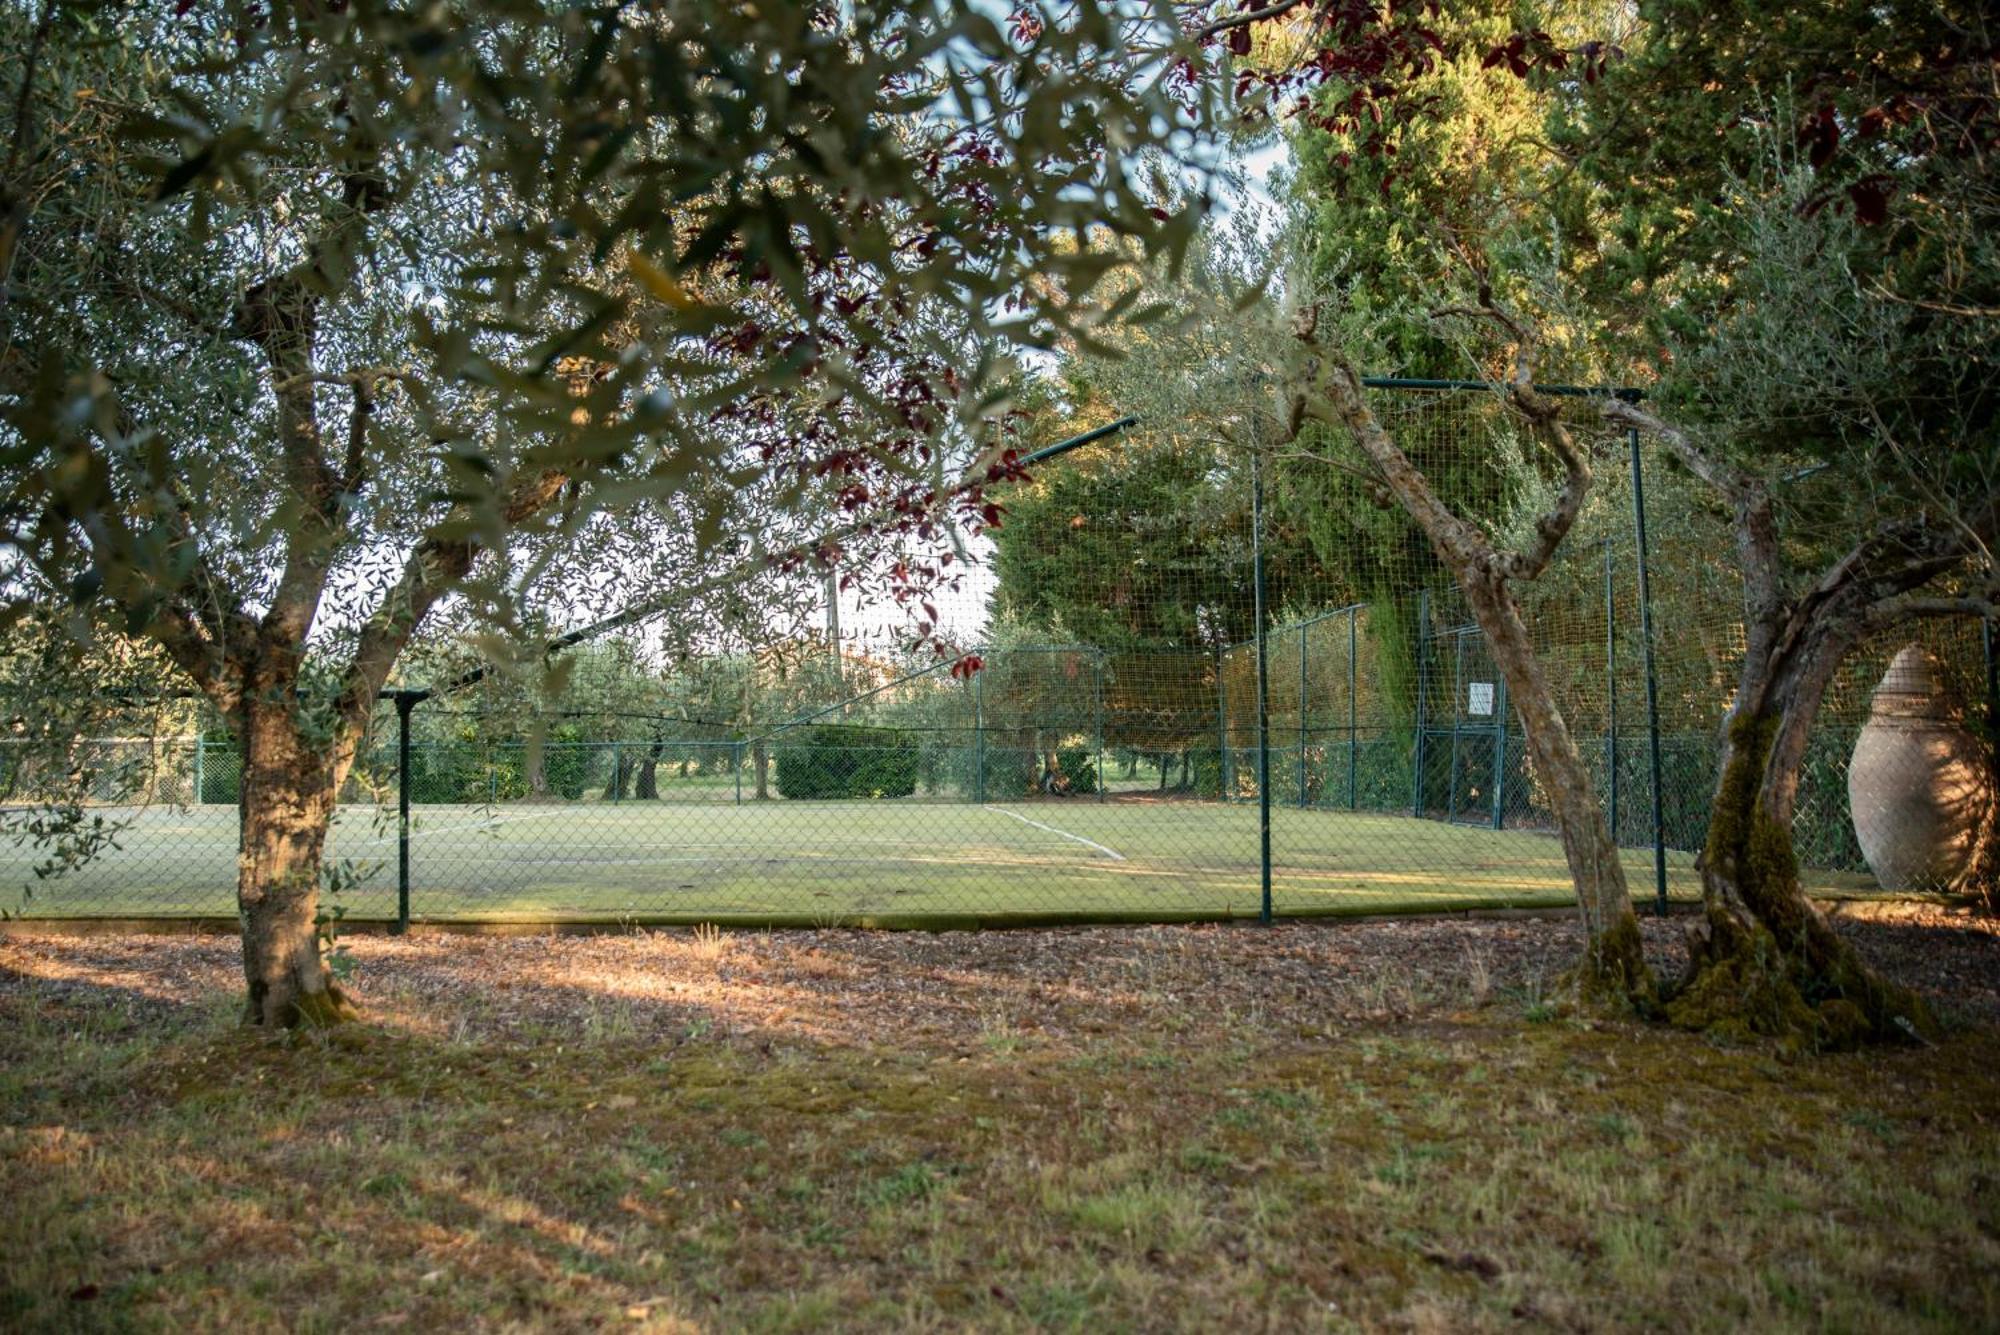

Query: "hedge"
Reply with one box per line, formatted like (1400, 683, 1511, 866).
(774, 725, 919, 799)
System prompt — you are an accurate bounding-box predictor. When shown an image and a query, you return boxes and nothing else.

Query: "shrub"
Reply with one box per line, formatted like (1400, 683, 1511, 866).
(1053, 744, 1098, 795)
(1187, 744, 1222, 798)
(197, 742, 241, 805)
(541, 735, 593, 800)
(775, 725, 919, 799)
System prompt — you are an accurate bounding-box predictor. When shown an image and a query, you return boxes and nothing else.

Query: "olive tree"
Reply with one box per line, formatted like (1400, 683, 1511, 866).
(0, 1, 1203, 1024)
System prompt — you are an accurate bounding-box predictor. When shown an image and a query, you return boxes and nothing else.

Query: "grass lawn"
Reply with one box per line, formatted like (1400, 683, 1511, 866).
(3, 915, 1997, 1331)
(0, 798, 1874, 926)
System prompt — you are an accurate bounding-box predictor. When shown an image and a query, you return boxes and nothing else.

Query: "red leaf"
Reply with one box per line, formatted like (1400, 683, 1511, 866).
(1848, 177, 1895, 225)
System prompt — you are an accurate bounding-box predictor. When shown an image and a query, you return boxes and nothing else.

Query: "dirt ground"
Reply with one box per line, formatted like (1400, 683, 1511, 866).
(4, 901, 1994, 1048)
(5, 903, 1999, 1331)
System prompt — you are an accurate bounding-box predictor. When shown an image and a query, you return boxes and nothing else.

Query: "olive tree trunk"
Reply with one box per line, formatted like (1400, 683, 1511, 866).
(1295, 302, 1655, 1006)
(1458, 563, 1650, 994)
(235, 700, 360, 1028)
(637, 737, 663, 799)
(1608, 399, 1981, 1044)
(1673, 595, 1938, 1044)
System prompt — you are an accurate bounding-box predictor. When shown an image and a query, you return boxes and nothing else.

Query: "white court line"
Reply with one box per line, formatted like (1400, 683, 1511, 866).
(980, 805, 1126, 861)
(346, 807, 577, 847)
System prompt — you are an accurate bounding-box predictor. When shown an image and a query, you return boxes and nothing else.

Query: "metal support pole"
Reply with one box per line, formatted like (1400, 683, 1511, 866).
(735, 741, 743, 805)
(395, 692, 416, 936)
(1094, 650, 1107, 804)
(1253, 453, 1273, 925)
(973, 664, 986, 804)
(1491, 674, 1508, 830)
(1412, 589, 1430, 820)
(1298, 626, 1309, 809)
(1348, 605, 1359, 810)
(1628, 429, 1669, 914)
(1447, 631, 1467, 823)
(1604, 539, 1619, 840)
(192, 736, 204, 806)
(1217, 649, 1230, 802)
(612, 741, 623, 803)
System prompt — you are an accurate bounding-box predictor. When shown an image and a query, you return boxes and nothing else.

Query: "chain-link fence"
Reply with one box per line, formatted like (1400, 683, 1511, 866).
(6, 384, 1992, 924)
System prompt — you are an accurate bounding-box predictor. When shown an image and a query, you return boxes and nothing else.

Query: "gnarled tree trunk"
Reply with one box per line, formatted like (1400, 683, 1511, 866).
(235, 700, 360, 1028)
(1457, 565, 1651, 999)
(1608, 399, 1971, 1045)
(1297, 303, 1655, 1009)
(636, 736, 662, 800)
(1675, 628, 1934, 1046)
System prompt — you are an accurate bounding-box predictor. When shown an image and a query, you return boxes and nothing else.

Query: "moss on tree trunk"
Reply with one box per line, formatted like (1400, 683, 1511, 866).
(1668, 712, 1932, 1049)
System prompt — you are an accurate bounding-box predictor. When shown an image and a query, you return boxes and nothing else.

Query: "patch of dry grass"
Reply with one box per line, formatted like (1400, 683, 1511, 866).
(2, 919, 1998, 1331)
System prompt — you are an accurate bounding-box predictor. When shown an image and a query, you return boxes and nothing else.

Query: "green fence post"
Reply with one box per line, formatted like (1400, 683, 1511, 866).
(1446, 630, 1466, 822)
(1628, 426, 1669, 914)
(192, 736, 204, 806)
(1348, 605, 1359, 810)
(1093, 649, 1107, 804)
(1298, 625, 1309, 809)
(1216, 648, 1230, 802)
(395, 691, 416, 935)
(1604, 538, 1619, 840)
(1253, 452, 1273, 925)
(973, 662, 986, 804)
(735, 741, 743, 805)
(1490, 673, 1508, 830)
(1412, 589, 1430, 819)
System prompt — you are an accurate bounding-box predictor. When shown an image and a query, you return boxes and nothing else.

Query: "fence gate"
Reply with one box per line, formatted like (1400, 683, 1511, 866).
(1416, 620, 1510, 830)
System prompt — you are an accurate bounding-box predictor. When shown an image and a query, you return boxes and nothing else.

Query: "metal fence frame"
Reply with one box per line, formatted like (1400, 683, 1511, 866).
(16, 380, 1996, 929)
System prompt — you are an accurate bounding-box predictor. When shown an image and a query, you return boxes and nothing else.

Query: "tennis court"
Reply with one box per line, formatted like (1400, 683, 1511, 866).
(0, 794, 1851, 925)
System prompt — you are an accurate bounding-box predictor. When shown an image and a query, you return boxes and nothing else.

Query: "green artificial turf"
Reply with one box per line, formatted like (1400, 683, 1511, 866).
(3, 797, 1873, 926)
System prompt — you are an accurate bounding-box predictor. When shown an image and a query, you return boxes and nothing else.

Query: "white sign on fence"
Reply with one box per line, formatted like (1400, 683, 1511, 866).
(1467, 682, 1496, 717)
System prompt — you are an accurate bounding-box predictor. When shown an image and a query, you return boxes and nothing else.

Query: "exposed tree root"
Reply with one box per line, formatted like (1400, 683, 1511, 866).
(1558, 911, 1660, 1018)
(244, 972, 361, 1028)
(1663, 907, 1929, 1051)
(1662, 717, 1938, 1050)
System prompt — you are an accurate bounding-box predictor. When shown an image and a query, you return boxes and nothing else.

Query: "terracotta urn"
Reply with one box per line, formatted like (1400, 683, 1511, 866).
(1847, 645, 1992, 891)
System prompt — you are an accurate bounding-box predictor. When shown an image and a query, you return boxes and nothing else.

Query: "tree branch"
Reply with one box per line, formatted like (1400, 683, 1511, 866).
(1430, 294, 1586, 582)
(73, 508, 239, 712)
(0, 0, 58, 318)
(335, 370, 410, 497)
(235, 275, 349, 653)
(1865, 593, 2000, 629)
(268, 366, 412, 395)
(1189, 0, 1314, 42)
(1290, 302, 1491, 568)
(1605, 396, 1789, 704)
(334, 469, 571, 731)
(1601, 398, 1757, 502)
